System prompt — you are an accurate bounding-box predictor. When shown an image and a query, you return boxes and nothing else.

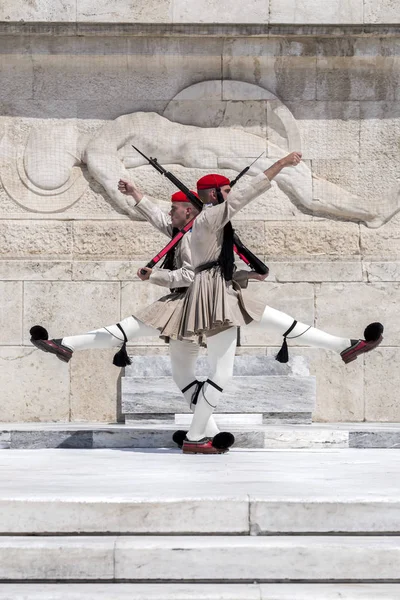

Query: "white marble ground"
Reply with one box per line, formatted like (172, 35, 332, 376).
(0, 447, 399, 501)
(1, 584, 400, 599)
(0, 448, 400, 535)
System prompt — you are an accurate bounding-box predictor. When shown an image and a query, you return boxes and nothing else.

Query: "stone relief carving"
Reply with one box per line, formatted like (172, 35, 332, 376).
(0, 80, 399, 227)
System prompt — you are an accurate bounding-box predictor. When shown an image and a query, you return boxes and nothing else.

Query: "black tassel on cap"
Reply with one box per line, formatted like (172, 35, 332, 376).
(364, 322, 384, 342)
(30, 325, 49, 341)
(113, 323, 132, 368)
(275, 320, 297, 364)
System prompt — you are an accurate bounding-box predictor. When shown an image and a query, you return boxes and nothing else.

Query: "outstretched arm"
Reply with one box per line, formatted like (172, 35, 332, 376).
(201, 152, 303, 232)
(118, 179, 173, 237)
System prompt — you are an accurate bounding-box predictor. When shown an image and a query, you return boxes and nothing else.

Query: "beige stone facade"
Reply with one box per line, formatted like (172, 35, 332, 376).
(0, 1, 399, 423)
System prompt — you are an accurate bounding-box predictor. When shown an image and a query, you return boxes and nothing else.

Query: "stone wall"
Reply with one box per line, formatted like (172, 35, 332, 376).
(0, 1, 399, 423)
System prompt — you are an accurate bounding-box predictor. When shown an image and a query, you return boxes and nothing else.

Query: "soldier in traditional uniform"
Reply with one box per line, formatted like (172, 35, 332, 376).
(175, 151, 383, 454)
(29, 185, 225, 445)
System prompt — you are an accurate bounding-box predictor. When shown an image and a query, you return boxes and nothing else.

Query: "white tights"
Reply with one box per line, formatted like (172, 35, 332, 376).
(62, 316, 160, 351)
(169, 340, 220, 438)
(186, 307, 352, 441)
(62, 316, 220, 437)
(247, 305, 351, 353)
(186, 327, 237, 441)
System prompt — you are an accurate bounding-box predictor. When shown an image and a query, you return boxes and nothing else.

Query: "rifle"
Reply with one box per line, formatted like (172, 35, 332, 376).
(132, 145, 269, 276)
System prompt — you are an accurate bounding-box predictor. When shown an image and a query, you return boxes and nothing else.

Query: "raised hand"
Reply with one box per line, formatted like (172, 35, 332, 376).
(281, 152, 302, 167)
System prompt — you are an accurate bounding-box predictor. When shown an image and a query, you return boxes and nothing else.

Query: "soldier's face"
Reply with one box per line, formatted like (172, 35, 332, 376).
(210, 185, 231, 204)
(169, 203, 189, 229)
(220, 185, 231, 201)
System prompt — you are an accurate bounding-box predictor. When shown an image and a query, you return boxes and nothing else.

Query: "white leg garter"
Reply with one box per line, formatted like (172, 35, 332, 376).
(169, 340, 220, 438)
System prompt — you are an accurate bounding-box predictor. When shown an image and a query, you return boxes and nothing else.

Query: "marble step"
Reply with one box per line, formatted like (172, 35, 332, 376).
(121, 376, 316, 417)
(0, 583, 400, 600)
(3, 422, 400, 449)
(1, 536, 400, 581)
(1, 447, 400, 537)
(2, 494, 400, 535)
(125, 355, 311, 378)
(121, 354, 315, 424)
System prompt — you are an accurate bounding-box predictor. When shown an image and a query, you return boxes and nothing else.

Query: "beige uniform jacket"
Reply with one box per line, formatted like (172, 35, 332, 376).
(134, 195, 252, 289)
(134, 196, 194, 289)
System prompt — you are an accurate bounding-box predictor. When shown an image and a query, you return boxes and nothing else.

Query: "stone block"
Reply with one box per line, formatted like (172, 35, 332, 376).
(311, 157, 400, 222)
(316, 40, 400, 101)
(122, 376, 315, 414)
(121, 281, 169, 346)
(364, 348, 400, 422)
(364, 0, 400, 23)
(114, 536, 400, 580)
(269, 261, 363, 283)
(263, 428, 349, 449)
(239, 283, 314, 347)
(0, 347, 70, 422)
(70, 350, 120, 422)
(0, 583, 264, 599)
(231, 220, 265, 255)
(173, 0, 268, 23)
(72, 261, 143, 281)
(93, 429, 175, 449)
(0, 431, 10, 449)
(0, 52, 34, 103)
(290, 348, 364, 422)
(365, 262, 400, 282)
(361, 225, 400, 260)
(0, 0, 76, 21)
(0, 221, 72, 259)
(315, 282, 398, 346)
(264, 222, 361, 259)
(223, 38, 318, 102)
(270, 0, 363, 23)
(77, 0, 173, 22)
(23, 281, 120, 345)
(251, 499, 400, 534)
(124, 355, 311, 378)
(0, 261, 72, 281)
(11, 431, 93, 450)
(350, 431, 400, 448)
(360, 102, 400, 160)
(0, 537, 115, 580)
(286, 101, 360, 160)
(0, 282, 22, 344)
(73, 221, 165, 260)
(28, 37, 223, 107)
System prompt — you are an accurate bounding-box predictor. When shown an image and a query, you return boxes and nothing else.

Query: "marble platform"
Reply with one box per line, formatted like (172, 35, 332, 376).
(0, 583, 400, 600)
(2, 422, 400, 449)
(0, 448, 400, 594)
(122, 355, 315, 425)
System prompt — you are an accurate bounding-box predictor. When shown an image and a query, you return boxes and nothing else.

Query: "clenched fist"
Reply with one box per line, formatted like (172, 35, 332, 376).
(281, 152, 302, 167)
(118, 179, 143, 203)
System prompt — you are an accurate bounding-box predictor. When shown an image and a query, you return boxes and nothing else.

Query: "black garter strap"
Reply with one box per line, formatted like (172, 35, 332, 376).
(283, 320, 297, 339)
(182, 380, 205, 407)
(116, 323, 128, 344)
(182, 380, 197, 394)
(206, 378, 223, 393)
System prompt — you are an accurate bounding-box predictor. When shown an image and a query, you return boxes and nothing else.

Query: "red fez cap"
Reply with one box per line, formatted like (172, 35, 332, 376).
(171, 190, 199, 203)
(196, 174, 230, 190)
